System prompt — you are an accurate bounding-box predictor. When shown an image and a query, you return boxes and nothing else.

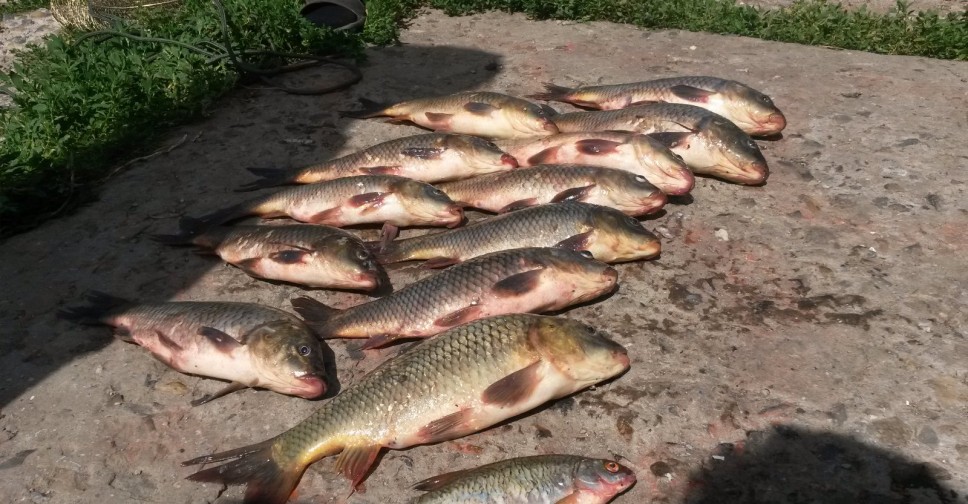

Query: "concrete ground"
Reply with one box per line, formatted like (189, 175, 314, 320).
(1, 9, 967, 504)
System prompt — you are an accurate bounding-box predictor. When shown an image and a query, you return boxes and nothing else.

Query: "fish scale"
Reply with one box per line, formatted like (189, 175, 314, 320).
(554, 102, 718, 133)
(111, 302, 301, 337)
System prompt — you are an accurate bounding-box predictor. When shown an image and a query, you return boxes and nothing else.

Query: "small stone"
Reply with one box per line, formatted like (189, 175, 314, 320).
(868, 417, 912, 447)
(650, 461, 672, 477)
(827, 403, 848, 426)
(917, 426, 939, 446)
(714, 228, 729, 241)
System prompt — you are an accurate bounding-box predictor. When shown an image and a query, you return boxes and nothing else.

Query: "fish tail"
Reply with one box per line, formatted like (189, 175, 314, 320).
(236, 167, 293, 192)
(290, 296, 342, 337)
(58, 290, 131, 325)
(184, 439, 305, 504)
(149, 231, 195, 246)
(149, 215, 215, 245)
(339, 97, 390, 119)
(528, 82, 575, 102)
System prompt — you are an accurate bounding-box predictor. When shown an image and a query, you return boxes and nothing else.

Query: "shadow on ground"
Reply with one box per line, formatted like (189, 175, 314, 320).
(0, 43, 502, 409)
(682, 425, 959, 504)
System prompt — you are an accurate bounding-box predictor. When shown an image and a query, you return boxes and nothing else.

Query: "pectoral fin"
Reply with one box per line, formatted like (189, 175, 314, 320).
(464, 102, 500, 115)
(497, 198, 538, 213)
(482, 361, 542, 407)
(269, 250, 310, 264)
(348, 192, 389, 214)
(412, 468, 474, 491)
(360, 334, 397, 350)
(198, 327, 243, 353)
(417, 409, 475, 443)
(334, 445, 382, 489)
(551, 185, 596, 203)
(649, 131, 694, 149)
(491, 269, 543, 297)
(669, 85, 715, 103)
(574, 139, 622, 155)
(424, 112, 454, 127)
(422, 256, 461, 269)
(190, 381, 247, 407)
(401, 147, 445, 160)
(526, 146, 559, 166)
(308, 207, 342, 224)
(359, 166, 401, 175)
(434, 304, 484, 328)
(554, 231, 593, 252)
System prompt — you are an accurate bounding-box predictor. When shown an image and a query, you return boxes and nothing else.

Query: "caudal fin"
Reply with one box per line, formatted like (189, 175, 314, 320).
(149, 216, 219, 245)
(290, 296, 341, 337)
(527, 83, 575, 103)
(236, 167, 294, 192)
(339, 97, 390, 119)
(184, 439, 305, 504)
(58, 291, 131, 325)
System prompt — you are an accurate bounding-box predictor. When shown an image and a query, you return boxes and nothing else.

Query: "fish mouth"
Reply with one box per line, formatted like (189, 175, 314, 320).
(444, 205, 465, 228)
(657, 165, 695, 195)
(757, 112, 787, 135)
(602, 266, 619, 284)
(637, 239, 662, 259)
(354, 270, 382, 290)
(293, 374, 326, 399)
(734, 160, 769, 185)
(639, 192, 668, 214)
(501, 153, 519, 168)
(541, 118, 560, 134)
(611, 346, 630, 369)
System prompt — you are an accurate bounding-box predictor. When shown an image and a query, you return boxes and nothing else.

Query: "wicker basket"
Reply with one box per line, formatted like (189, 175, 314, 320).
(49, 0, 182, 29)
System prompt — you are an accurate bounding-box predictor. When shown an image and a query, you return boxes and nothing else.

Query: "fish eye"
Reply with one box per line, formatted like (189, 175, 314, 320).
(634, 175, 647, 183)
(604, 461, 620, 473)
(579, 250, 594, 259)
(356, 249, 370, 261)
(760, 95, 773, 105)
(429, 187, 445, 196)
(625, 215, 641, 227)
(298, 345, 311, 356)
(746, 139, 757, 149)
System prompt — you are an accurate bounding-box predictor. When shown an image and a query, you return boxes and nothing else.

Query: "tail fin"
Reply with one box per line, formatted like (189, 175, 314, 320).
(184, 439, 305, 504)
(339, 97, 390, 119)
(527, 83, 575, 103)
(149, 215, 220, 245)
(291, 296, 341, 337)
(236, 167, 294, 192)
(150, 231, 196, 246)
(58, 291, 131, 325)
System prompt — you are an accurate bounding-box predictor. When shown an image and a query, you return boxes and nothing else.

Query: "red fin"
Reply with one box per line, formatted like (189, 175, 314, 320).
(291, 296, 340, 337)
(235, 257, 263, 273)
(308, 207, 342, 224)
(497, 198, 538, 213)
(526, 146, 559, 166)
(491, 269, 543, 297)
(380, 223, 399, 252)
(669, 85, 715, 103)
(574, 139, 622, 155)
(424, 112, 454, 127)
(434, 304, 484, 328)
(551, 185, 596, 203)
(360, 334, 396, 350)
(269, 250, 310, 264)
(527, 83, 574, 103)
(190, 381, 247, 407)
(334, 445, 382, 489)
(198, 326, 244, 352)
(464, 102, 500, 115)
(360, 166, 401, 175)
(556, 494, 584, 503)
(482, 361, 543, 407)
(629, 99, 660, 106)
(184, 439, 306, 504)
(422, 256, 461, 269)
(417, 409, 475, 443)
(649, 131, 694, 149)
(401, 147, 445, 160)
(154, 330, 183, 352)
(555, 231, 593, 252)
(385, 118, 412, 125)
(412, 468, 473, 491)
(348, 192, 389, 214)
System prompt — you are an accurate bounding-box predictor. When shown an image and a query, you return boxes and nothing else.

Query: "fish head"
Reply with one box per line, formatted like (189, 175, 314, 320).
(503, 100, 560, 137)
(529, 317, 630, 386)
(720, 81, 786, 136)
(536, 248, 619, 303)
(599, 169, 668, 215)
(245, 320, 327, 399)
(632, 136, 695, 195)
(317, 236, 389, 291)
(695, 116, 770, 185)
(574, 458, 637, 499)
(587, 207, 661, 262)
(448, 135, 519, 172)
(395, 179, 465, 228)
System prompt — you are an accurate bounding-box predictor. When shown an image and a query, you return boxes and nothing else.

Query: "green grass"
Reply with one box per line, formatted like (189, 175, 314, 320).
(1, 0, 965, 236)
(0, 0, 48, 16)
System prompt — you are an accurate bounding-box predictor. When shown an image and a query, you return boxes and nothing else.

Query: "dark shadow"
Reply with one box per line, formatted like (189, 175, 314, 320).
(0, 43, 502, 411)
(682, 425, 958, 504)
(754, 132, 784, 141)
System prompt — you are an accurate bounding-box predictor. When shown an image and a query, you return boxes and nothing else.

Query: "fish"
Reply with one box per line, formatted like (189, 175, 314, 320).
(291, 247, 618, 349)
(438, 164, 667, 216)
(411, 455, 637, 503)
(551, 104, 769, 185)
(237, 133, 519, 192)
(376, 202, 661, 268)
(183, 314, 630, 503)
(58, 292, 327, 405)
(153, 224, 389, 291)
(160, 175, 464, 243)
(342, 92, 560, 139)
(529, 77, 786, 136)
(494, 131, 694, 195)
